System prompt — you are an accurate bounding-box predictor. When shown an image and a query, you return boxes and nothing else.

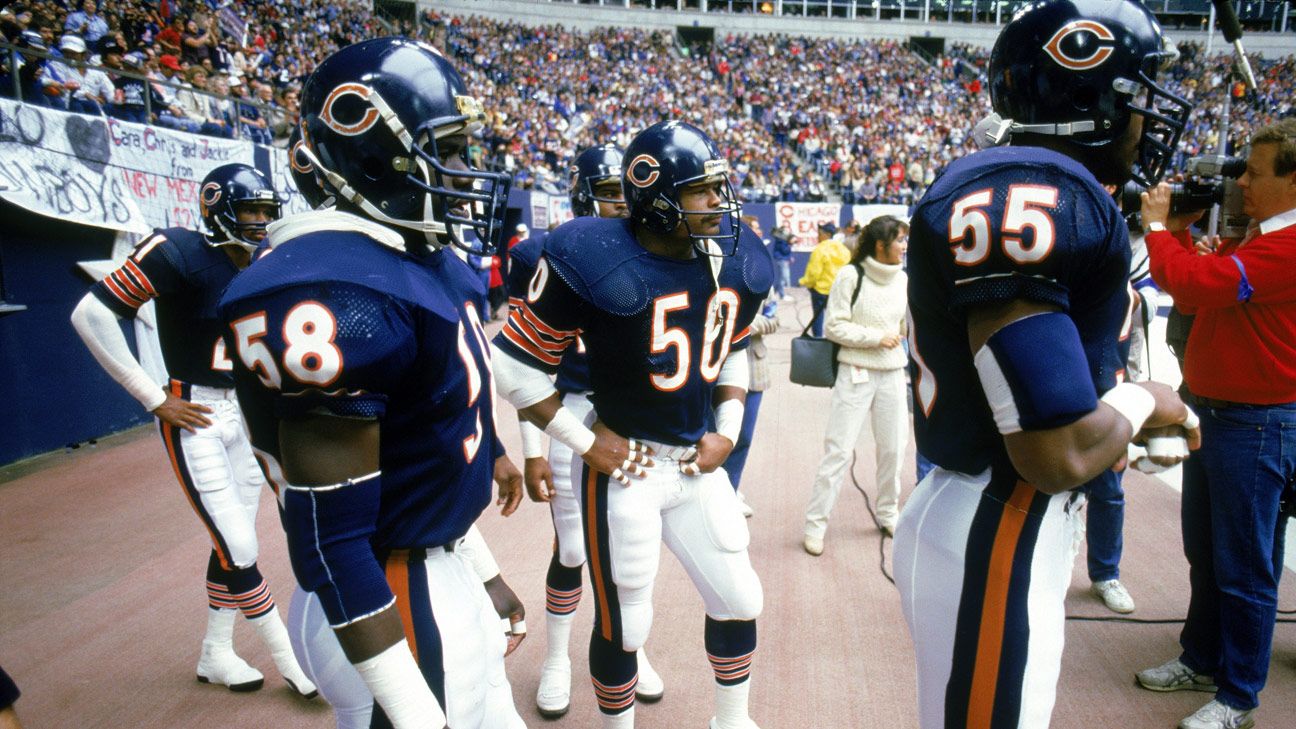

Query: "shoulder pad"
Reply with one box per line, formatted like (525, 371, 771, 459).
(509, 238, 542, 270)
(544, 218, 653, 316)
(724, 224, 774, 298)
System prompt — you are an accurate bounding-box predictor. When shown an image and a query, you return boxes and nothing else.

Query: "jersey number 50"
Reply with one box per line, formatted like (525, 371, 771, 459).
(650, 289, 740, 392)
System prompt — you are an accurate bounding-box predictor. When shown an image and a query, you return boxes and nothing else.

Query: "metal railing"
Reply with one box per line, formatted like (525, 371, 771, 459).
(2, 40, 289, 140)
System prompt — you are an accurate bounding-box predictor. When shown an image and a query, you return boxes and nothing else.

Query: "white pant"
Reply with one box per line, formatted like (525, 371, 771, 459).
(550, 391, 594, 568)
(894, 468, 1083, 729)
(804, 365, 908, 538)
(163, 387, 265, 568)
(285, 551, 523, 729)
(574, 455, 763, 652)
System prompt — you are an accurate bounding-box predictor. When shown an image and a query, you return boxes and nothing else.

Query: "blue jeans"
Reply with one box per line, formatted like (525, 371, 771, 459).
(1083, 468, 1124, 582)
(723, 390, 763, 490)
(1178, 402, 1296, 710)
(774, 260, 790, 299)
(809, 290, 829, 338)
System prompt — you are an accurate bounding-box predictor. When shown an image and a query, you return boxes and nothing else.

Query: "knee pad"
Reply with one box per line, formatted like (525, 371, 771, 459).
(551, 494, 587, 568)
(617, 585, 654, 652)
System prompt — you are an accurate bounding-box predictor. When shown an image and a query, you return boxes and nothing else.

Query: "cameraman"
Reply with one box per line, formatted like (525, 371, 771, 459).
(1136, 119, 1296, 729)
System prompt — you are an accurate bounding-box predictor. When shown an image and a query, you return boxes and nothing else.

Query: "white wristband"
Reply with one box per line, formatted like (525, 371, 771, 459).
(715, 399, 744, 446)
(544, 406, 596, 456)
(519, 419, 545, 459)
(1100, 382, 1157, 437)
(353, 641, 446, 729)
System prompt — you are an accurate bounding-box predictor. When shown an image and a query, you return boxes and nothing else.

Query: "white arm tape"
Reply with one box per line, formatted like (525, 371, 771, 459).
(519, 418, 545, 459)
(353, 641, 446, 729)
(490, 341, 558, 409)
(457, 523, 501, 582)
(70, 294, 167, 411)
(1100, 382, 1157, 437)
(716, 349, 750, 390)
(544, 406, 596, 456)
(714, 398, 744, 446)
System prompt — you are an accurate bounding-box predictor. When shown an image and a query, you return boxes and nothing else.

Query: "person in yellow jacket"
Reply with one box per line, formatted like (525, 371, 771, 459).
(798, 222, 850, 336)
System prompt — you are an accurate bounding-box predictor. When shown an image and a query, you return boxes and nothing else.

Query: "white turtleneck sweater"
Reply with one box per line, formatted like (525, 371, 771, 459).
(823, 256, 908, 371)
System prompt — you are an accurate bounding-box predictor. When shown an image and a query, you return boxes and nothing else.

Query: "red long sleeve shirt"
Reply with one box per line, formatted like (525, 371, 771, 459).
(1145, 210, 1296, 404)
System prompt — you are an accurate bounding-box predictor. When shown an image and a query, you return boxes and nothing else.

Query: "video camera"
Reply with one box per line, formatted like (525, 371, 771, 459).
(1122, 155, 1251, 239)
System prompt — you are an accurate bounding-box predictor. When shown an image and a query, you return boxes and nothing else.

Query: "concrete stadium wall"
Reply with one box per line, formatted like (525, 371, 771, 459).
(424, 0, 1296, 56)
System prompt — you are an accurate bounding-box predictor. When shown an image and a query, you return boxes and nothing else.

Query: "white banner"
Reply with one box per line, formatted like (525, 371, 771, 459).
(0, 99, 303, 236)
(850, 204, 911, 226)
(774, 201, 841, 250)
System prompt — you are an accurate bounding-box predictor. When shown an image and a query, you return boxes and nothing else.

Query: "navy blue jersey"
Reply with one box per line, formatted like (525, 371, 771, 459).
(218, 229, 498, 551)
(508, 236, 591, 395)
(907, 146, 1133, 476)
(495, 218, 773, 445)
(92, 227, 240, 388)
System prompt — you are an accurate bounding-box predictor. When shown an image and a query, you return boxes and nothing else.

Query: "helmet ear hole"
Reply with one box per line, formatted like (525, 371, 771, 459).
(360, 156, 386, 181)
(1073, 86, 1099, 112)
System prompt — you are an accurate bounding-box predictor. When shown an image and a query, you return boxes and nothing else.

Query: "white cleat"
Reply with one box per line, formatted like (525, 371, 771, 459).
(196, 642, 264, 692)
(536, 657, 572, 718)
(279, 664, 318, 700)
(635, 649, 664, 703)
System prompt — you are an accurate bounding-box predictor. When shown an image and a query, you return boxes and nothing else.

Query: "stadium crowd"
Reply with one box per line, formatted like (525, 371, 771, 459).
(1, 2, 1293, 202)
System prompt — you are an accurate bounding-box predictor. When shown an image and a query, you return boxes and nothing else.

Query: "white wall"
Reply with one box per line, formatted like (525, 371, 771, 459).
(423, 0, 1296, 56)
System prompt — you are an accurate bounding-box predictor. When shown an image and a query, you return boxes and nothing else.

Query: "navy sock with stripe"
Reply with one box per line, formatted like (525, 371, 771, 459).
(589, 631, 637, 715)
(705, 617, 757, 685)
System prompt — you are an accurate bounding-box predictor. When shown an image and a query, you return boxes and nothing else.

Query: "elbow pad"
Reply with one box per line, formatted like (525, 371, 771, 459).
(491, 341, 558, 409)
(281, 471, 393, 627)
(70, 294, 166, 411)
(716, 350, 750, 391)
(973, 312, 1097, 435)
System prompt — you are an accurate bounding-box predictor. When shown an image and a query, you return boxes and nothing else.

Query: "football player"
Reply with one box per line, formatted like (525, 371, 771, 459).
(895, 2, 1199, 727)
(70, 164, 316, 699)
(217, 38, 523, 729)
(493, 120, 772, 729)
(508, 143, 666, 718)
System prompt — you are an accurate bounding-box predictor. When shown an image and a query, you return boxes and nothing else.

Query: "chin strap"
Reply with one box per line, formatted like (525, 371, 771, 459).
(971, 112, 1098, 149)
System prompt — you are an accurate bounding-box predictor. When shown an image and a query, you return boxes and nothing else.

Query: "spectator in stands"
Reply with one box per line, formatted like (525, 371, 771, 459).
(52, 34, 112, 115)
(63, 0, 107, 49)
(798, 222, 848, 337)
(803, 216, 909, 556)
(181, 16, 216, 67)
(156, 15, 183, 57)
(229, 75, 269, 144)
(109, 51, 151, 124)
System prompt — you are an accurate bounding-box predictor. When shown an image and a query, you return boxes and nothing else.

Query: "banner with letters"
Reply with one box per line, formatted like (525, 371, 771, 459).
(773, 201, 841, 250)
(0, 99, 303, 236)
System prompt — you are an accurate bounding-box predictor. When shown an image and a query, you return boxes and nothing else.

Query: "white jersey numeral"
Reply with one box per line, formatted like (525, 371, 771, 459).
(949, 185, 1060, 265)
(457, 302, 494, 464)
(650, 292, 692, 392)
(211, 337, 234, 371)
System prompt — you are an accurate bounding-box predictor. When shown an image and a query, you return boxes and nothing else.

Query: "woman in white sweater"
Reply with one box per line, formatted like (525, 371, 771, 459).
(803, 216, 909, 556)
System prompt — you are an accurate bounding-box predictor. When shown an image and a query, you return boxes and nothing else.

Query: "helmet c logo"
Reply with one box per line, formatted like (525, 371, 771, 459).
(320, 83, 380, 137)
(1043, 20, 1116, 71)
(290, 140, 314, 174)
(626, 154, 660, 188)
(200, 182, 222, 215)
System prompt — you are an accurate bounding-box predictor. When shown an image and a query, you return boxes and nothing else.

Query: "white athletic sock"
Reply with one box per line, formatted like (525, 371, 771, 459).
(250, 606, 314, 692)
(602, 706, 634, 729)
(713, 679, 752, 729)
(204, 607, 239, 649)
(545, 610, 576, 664)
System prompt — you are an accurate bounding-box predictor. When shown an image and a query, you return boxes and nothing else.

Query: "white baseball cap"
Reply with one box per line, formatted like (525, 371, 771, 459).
(516, 223, 529, 233)
(60, 35, 87, 53)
